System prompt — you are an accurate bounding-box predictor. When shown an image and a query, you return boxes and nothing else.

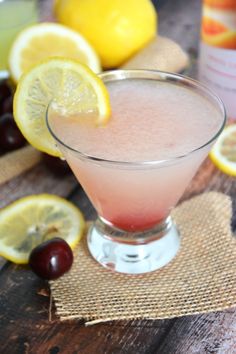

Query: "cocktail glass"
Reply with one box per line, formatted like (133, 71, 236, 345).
(46, 70, 226, 274)
(0, 0, 38, 71)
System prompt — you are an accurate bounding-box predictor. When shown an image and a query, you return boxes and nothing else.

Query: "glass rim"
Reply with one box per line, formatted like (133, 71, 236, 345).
(46, 69, 226, 168)
(0, 0, 38, 29)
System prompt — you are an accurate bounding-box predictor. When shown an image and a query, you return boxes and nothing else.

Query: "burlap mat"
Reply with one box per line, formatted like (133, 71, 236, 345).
(50, 192, 236, 324)
(0, 146, 41, 185)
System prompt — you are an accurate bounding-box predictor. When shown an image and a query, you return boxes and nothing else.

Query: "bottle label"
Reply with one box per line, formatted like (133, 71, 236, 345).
(199, 0, 236, 118)
(199, 43, 236, 118)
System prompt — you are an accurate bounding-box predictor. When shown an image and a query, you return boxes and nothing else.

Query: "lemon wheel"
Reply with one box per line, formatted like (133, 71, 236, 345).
(13, 58, 111, 156)
(0, 194, 85, 264)
(210, 124, 236, 176)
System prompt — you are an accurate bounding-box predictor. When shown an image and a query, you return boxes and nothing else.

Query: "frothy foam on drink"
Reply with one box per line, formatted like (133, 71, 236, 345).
(51, 79, 223, 162)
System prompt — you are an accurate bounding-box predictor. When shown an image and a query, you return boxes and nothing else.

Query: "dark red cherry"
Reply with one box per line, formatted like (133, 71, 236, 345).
(29, 237, 73, 280)
(1, 95, 13, 114)
(0, 113, 26, 151)
(42, 153, 72, 176)
(0, 80, 11, 105)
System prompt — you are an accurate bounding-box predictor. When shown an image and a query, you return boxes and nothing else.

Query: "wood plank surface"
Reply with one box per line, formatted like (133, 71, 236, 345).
(0, 0, 235, 353)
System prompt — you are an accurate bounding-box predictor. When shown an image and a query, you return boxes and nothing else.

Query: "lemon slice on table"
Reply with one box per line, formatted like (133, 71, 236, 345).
(13, 57, 111, 156)
(210, 124, 236, 176)
(9, 22, 101, 82)
(0, 194, 85, 264)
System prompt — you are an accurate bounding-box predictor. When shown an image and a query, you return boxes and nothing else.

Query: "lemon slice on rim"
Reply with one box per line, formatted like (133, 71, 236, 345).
(0, 194, 85, 264)
(210, 124, 236, 176)
(13, 57, 111, 156)
(9, 22, 101, 82)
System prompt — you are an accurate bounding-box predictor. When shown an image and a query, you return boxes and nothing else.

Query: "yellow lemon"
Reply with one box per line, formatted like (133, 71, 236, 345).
(9, 22, 101, 82)
(210, 124, 236, 176)
(13, 58, 111, 156)
(0, 194, 85, 264)
(54, 0, 157, 68)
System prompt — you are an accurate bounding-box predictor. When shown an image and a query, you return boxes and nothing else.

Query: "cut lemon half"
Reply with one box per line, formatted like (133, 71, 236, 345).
(210, 124, 236, 176)
(13, 58, 111, 156)
(0, 194, 85, 264)
(9, 22, 101, 82)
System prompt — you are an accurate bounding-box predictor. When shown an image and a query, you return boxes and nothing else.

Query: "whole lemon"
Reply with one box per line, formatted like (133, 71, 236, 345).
(54, 0, 157, 68)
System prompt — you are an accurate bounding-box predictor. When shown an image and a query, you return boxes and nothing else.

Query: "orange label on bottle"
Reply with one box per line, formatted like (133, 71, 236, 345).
(199, 0, 236, 119)
(201, 1, 236, 49)
(204, 0, 236, 10)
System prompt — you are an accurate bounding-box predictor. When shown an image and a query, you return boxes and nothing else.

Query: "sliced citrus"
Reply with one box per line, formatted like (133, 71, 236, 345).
(13, 58, 111, 156)
(0, 194, 85, 264)
(9, 22, 101, 82)
(209, 124, 236, 176)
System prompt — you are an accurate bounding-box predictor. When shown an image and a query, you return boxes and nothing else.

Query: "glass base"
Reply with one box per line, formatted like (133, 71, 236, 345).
(87, 217, 180, 274)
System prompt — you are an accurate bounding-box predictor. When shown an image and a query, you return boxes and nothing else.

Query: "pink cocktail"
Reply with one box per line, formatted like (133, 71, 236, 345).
(47, 70, 225, 274)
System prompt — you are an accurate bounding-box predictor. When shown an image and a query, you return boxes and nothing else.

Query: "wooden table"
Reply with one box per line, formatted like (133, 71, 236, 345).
(0, 0, 236, 353)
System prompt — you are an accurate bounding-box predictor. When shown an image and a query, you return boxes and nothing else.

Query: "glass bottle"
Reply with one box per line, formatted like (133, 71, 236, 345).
(199, 0, 236, 120)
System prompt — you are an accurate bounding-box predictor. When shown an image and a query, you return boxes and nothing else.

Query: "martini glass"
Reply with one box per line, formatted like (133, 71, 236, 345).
(46, 70, 226, 274)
